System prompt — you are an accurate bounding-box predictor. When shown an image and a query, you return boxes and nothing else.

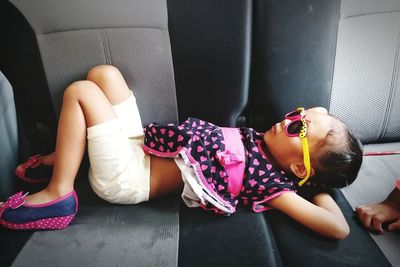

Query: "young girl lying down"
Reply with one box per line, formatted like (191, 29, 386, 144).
(1, 65, 363, 239)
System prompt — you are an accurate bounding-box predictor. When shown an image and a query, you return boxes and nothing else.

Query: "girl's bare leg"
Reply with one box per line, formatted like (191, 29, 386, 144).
(26, 80, 117, 204)
(24, 65, 182, 203)
(23, 65, 133, 204)
(33, 65, 131, 167)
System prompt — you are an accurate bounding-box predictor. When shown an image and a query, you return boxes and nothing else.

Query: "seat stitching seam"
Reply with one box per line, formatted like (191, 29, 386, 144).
(381, 157, 399, 178)
(37, 26, 166, 35)
(101, 29, 112, 65)
(379, 28, 400, 139)
(343, 9, 400, 19)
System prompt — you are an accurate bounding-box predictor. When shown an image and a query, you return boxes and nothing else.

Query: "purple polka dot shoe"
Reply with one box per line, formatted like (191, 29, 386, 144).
(0, 191, 78, 230)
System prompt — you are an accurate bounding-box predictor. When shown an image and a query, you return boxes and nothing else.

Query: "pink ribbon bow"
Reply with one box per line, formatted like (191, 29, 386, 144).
(216, 150, 244, 166)
(0, 191, 27, 218)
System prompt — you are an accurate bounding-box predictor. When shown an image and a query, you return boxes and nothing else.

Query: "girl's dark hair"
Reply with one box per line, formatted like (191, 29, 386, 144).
(312, 125, 363, 188)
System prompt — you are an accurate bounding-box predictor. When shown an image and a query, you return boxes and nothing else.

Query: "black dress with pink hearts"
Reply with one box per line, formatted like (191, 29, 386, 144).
(143, 117, 296, 215)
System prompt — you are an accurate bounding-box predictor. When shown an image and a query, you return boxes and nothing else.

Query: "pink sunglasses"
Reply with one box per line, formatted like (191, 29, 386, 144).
(284, 107, 311, 186)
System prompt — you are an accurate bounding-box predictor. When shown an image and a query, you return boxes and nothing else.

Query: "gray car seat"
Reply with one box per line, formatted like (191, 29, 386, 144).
(3, 0, 181, 266)
(0, 0, 258, 266)
(0, 0, 398, 266)
(0, 71, 18, 200)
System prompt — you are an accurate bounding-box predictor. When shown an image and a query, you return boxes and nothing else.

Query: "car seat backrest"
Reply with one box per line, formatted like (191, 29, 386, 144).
(167, 0, 252, 127)
(0, 71, 18, 199)
(329, 0, 400, 144)
(250, 0, 340, 130)
(10, 0, 178, 126)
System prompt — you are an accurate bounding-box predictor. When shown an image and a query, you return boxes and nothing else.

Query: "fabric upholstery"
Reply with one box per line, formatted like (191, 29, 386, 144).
(330, 0, 400, 143)
(267, 189, 391, 267)
(4, 1, 180, 266)
(341, 143, 400, 265)
(0, 72, 18, 200)
(11, 0, 178, 126)
(12, 194, 180, 267)
(250, 0, 340, 131)
(167, 0, 251, 127)
(330, 0, 400, 265)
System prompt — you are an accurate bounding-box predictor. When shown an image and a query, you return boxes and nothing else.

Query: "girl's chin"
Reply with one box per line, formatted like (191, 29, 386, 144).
(263, 131, 272, 144)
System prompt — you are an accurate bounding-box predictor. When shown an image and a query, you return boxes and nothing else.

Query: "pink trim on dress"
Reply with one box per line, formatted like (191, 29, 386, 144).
(251, 189, 294, 212)
(396, 178, 400, 190)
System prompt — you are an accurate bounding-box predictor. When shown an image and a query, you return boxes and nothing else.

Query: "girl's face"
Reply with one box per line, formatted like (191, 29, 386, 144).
(263, 107, 342, 176)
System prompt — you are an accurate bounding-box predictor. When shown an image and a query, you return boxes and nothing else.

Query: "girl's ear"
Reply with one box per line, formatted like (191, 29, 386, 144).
(289, 162, 315, 178)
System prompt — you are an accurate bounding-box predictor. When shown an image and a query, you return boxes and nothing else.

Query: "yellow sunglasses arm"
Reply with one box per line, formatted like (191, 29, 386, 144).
(298, 137, 311, 186)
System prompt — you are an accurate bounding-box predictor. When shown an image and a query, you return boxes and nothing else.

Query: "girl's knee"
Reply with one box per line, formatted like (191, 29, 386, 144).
(64, 80, 99, 100)
(86, 64, 121, 83)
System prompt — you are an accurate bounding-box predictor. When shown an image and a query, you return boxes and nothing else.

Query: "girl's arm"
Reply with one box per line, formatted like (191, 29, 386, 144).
(268, 191, 350, 239)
